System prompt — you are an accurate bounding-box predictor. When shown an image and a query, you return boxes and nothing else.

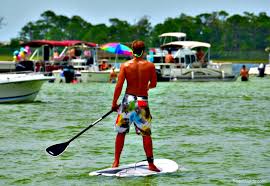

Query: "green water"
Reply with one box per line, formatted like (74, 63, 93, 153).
(0, 77, 270, 186)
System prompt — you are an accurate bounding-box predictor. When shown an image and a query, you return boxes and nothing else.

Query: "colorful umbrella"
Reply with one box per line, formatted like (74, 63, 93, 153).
(100, 43, 132, 56)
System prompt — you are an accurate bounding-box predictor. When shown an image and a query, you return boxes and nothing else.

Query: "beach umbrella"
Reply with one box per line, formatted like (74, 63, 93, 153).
(100, 43, 133, 66)
(100, 42, 132, 56)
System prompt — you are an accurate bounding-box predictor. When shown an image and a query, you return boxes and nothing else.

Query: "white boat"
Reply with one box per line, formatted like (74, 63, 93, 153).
(52, 58, 90, 83)
(0, 61, 16, 72)
(159, 32, 186, 43)
(52, 60, 119, 83)
(148, 32, 236, 82)
(0, 73, 55, 103)
(248, 48, 270, 76)
(52, 52, 119, 83)
(21, 40, 98, 83)
(81, 67, 119, 82)
(249, 64, 270, 76)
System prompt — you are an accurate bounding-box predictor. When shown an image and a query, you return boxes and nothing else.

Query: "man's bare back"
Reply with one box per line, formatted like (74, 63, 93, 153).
(112, 58, 157, 108)
(124, 58, 157, 96)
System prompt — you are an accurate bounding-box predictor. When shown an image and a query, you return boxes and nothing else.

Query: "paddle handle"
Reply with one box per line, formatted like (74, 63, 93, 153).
(67, 110, 113, 143)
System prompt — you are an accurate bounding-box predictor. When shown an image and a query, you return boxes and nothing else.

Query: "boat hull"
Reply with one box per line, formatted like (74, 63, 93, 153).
(82, 71, 111, 82)
(52, 70, 113, 83)
(0, 61, 16, 72)
(0, 73, 54, 103)
(155, 63, 237, 82)
(249, 64, 270, 76)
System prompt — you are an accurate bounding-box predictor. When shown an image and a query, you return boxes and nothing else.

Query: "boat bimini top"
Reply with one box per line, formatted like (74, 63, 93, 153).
(159, 32, 187, 38)
(159, 32, 187, 44)
(161, 41, 211, 49)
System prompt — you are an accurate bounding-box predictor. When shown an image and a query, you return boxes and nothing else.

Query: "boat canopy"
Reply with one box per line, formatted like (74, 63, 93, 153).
(161, 41, 211, 49)
(21, 40, 97, 47)
(159, 32, 187, 38)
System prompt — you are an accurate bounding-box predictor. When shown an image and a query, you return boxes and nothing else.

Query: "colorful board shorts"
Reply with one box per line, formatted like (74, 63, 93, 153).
(115, 94, 152, 136)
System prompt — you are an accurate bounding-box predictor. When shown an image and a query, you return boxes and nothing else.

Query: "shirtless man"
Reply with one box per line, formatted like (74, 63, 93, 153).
(240, 65, 249, 81)
(165, 50, 174, 63)
(109, 67, 117, 83)
(111, 40, 160, 172)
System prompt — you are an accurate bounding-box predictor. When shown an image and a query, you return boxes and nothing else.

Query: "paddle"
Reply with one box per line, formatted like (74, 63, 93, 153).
(46, 110, 113, 156)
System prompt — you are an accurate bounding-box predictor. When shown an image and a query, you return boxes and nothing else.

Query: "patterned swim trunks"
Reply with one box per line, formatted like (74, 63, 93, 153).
(115, 94, 152, 136)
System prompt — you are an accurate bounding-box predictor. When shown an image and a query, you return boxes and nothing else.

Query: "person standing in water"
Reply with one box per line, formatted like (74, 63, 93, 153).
(109, 67, 118, 83)
(111, 40, 160, 172)
(240, 65, 249, 81)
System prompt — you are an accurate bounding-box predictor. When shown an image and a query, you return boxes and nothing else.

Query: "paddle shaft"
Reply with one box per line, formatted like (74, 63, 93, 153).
(67, 110, 113, 143)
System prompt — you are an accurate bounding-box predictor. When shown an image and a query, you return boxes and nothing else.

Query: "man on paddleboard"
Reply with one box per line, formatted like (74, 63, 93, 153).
(111, 40, 160, 172)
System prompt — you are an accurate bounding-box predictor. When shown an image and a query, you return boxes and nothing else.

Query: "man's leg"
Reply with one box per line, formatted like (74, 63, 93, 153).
(143, 135, 160, 172)
(112, 133, 125, 168)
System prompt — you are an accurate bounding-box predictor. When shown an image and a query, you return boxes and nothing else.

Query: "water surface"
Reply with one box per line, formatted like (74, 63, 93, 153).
(0, 77, 269, 185)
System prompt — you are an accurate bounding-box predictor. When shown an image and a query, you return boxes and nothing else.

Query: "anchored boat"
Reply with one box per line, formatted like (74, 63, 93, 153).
(148, 32, 237, 82)
(0, 72, 55, 103)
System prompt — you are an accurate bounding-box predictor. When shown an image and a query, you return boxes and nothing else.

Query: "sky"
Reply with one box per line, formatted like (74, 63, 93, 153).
(0, 0, 269, 41)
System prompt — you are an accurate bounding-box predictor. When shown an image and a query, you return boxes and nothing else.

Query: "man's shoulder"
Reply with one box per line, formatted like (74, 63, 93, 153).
(120, 60, 132, 68)
(146, 60, 155, 67)
(125, 59, 134, 64)
(122, 59, 155, 67)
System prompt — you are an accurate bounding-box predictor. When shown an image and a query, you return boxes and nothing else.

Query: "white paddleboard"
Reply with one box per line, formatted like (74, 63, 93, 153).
(89, 158, 178, 177)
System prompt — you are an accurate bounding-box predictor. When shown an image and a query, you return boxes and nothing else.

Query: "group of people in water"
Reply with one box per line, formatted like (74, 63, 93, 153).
(240, 63, 266, 81)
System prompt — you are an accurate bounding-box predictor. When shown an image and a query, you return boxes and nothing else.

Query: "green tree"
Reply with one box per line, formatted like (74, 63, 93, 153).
(108, 18, 132, 42)
(150, 16, 184, 47)
(226, 14, 245, 51)
(255, 12, 270, 49)
(65, 15, 90, 40)
(16, 10, 270, 60)
(20, 10, 59, 40)
(84, 24, 109, 43)
(131, 16, 152, 46)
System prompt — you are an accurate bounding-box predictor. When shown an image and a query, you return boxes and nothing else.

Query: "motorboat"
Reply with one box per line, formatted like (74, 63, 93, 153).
(52, 58, 89, 83)
(248, 48, 270, 76)
(159, 32, 187, 43)
(21, 40, 98, 83)
(51, 58, 119, 83)
(148, 32, 237, 82)
(0, 72, 55, 103)
(0, 61, 16, 72)
(76, 58, 119, 83)
(81, 67, 119, 83)
(249, 63, 270, 76)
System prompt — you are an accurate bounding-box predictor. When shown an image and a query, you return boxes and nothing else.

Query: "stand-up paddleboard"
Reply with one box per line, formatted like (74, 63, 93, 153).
(89, 159, 178, 177)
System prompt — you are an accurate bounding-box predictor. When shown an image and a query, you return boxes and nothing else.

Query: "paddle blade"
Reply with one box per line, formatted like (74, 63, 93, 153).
(46, 141, 70, 156)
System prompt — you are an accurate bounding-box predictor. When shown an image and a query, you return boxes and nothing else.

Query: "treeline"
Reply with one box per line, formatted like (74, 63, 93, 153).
(9, 10, 270, 60)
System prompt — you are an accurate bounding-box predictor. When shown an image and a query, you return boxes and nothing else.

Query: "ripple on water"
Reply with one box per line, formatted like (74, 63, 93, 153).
(0, 79, 270, 185)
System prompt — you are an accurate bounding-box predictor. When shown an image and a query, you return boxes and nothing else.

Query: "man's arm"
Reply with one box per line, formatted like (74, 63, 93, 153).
(112, 64, 125, 110)
(148, 64, 157, 89)
(109, 72, 112, 82)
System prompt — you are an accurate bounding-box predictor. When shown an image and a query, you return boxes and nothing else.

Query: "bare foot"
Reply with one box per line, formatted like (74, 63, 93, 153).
(148, 164, 160, 172)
